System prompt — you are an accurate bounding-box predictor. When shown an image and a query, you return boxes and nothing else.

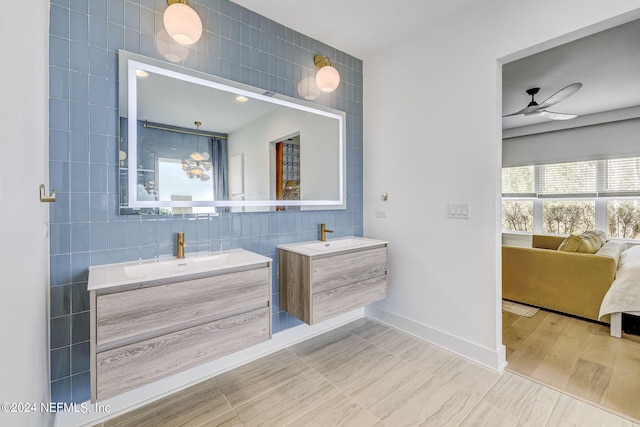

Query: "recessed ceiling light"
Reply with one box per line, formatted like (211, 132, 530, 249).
(235, 95, 248, 102)
(136, 70, 149, 77)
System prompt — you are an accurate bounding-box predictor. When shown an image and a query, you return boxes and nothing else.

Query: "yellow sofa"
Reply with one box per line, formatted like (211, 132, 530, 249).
(502, 233, 626, 322)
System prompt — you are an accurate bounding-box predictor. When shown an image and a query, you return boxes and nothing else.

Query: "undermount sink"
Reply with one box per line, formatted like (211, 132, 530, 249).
(88, 249, 271, 291)
(278, 237, 388, 256)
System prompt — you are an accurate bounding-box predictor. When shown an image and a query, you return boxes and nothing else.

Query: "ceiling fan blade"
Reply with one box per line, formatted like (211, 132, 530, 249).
(538, 110, 578, 120)
(502, 106, 528, 117)
(505, 104, 546, 117)
(537, 83, 582, 110)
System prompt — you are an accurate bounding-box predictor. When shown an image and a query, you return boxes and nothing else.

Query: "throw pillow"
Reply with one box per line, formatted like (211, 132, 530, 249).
(557, 230, 606, 254)
(578, 230, 606, 253)
(558, 234, 581, 252)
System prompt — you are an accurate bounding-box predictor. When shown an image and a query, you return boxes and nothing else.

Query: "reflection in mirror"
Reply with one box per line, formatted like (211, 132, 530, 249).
(118, 51, 346, 215)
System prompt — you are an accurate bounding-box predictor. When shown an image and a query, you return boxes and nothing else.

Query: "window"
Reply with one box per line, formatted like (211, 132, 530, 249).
(502, 200, 533, 232)
(502, 156, 640, 239)
(542, 200, 595, 235)
(608, 200, 640, 239)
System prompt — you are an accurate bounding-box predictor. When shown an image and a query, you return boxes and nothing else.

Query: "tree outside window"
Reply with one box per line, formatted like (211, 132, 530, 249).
(501, 200, 533, 232)
(542, 200, 595, 235)
(608, 200, 640, 239)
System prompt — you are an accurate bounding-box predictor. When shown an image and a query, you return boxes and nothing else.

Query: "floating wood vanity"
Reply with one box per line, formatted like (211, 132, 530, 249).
(87, 250, 272, 402)
(278, 237, 388, 325)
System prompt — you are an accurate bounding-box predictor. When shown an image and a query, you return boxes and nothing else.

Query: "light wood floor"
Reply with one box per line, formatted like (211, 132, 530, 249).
(94, 317, 638, 427)
(503, 307, 640, 423)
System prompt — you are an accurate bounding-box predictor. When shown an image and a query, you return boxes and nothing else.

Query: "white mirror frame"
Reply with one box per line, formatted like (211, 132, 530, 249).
(120, 51, 346, 210)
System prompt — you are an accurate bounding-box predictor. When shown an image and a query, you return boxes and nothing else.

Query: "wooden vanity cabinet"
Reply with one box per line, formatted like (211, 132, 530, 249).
(90, 263, 271, 402)
(278, 245, 387, 325)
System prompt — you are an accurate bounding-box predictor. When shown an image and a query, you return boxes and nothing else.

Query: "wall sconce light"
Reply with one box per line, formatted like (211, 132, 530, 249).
(314, 54, 340, 93)
(163, 0, 203, 45)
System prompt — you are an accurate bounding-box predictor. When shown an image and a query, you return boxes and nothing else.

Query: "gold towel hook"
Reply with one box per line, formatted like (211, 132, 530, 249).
(40, 184, 56, 203)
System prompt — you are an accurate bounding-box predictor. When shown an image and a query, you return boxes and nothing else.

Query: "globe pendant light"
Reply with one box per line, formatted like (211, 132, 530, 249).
(163, 0, 203, 45)
(314, 54, 340, 93)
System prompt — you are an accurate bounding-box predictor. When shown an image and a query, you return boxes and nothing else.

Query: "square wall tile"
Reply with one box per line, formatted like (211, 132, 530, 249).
(71, 312, 90, 343)
(71, 371, 91, 403)
(70, 41, 90, 74)
(71, 342, 90, 375)
(50, 315, 70, 349)
(51, 285, 71, 318)
(71, 283, 89, 313)
(51, 377, 72, 404)
(51, 347, 71, 381)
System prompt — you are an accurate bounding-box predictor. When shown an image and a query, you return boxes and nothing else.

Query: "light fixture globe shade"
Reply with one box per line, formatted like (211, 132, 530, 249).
(315, 65, 340, 92)
(297, 76, 321, 100)
(163, 2, 203, 45)
(155, 29, 190, 63)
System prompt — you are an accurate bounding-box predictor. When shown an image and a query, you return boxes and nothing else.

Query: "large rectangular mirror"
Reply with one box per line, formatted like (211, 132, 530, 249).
(118, 51, 346, 214)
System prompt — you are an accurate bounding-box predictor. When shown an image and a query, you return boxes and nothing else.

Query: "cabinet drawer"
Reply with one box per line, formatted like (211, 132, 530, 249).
(312, 247, 386, 294)
(96, 307, 270, 401)
(96, 267, 269, 349)
(312, 275, 387, 324)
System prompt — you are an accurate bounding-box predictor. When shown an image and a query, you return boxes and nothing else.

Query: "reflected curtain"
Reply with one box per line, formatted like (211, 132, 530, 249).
(211, 137, 229, 211)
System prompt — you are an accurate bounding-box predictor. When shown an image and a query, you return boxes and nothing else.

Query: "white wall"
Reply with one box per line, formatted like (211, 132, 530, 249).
(0, 0, 52, 426)
(363, 1, 640, 370)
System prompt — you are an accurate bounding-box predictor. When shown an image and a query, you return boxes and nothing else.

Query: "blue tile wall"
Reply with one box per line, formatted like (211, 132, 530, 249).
(49, 0, 363, 404)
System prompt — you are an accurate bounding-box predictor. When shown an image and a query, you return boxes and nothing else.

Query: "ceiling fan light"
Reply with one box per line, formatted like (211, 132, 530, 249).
(163, 1, 203, 45)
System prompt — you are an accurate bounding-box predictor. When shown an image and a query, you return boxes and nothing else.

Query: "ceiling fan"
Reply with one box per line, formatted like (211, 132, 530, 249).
(504, 83, 582, 120)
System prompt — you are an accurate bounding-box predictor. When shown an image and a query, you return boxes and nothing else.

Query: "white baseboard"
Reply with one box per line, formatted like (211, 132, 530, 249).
(365, 306, 507, 372)
(55, 309, 364, 427)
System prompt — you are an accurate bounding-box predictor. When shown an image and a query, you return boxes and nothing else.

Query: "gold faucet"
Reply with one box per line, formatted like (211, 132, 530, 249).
(177, 232, 186, 259)
(320, 223, 334, 242)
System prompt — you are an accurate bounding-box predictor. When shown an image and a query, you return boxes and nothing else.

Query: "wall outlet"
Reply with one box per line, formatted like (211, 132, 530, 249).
(448, 203, 470, 219)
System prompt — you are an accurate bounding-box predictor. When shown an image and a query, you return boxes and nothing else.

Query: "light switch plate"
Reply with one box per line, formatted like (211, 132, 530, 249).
(448, 203, 470, 219)
(376, 209, 388, 218)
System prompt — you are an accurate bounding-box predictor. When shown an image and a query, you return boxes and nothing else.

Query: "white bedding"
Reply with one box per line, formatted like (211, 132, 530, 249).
(599, 244, 640, 319)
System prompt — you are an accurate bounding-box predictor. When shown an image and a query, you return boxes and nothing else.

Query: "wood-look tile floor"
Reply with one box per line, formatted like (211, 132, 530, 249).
(95, 318, 640, 427)
(503, 308, 640, 423)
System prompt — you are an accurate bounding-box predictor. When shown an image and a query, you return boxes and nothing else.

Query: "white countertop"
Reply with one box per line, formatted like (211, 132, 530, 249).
(88, 249, 272, 291)
(277, 236, 388, 257)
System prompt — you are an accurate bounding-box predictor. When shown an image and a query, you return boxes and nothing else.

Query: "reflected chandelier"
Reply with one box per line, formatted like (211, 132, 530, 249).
(182, 121, 212, 181)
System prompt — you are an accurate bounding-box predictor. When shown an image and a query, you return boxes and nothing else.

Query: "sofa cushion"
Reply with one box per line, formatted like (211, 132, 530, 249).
(558, 230, 606, 254)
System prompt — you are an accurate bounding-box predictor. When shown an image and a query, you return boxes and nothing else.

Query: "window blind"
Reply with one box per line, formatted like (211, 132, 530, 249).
(502, 156, 640, 198)
(539, 161, 597, 198)
(599, 157, 640, 196)
(502, 166, 534, 197)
